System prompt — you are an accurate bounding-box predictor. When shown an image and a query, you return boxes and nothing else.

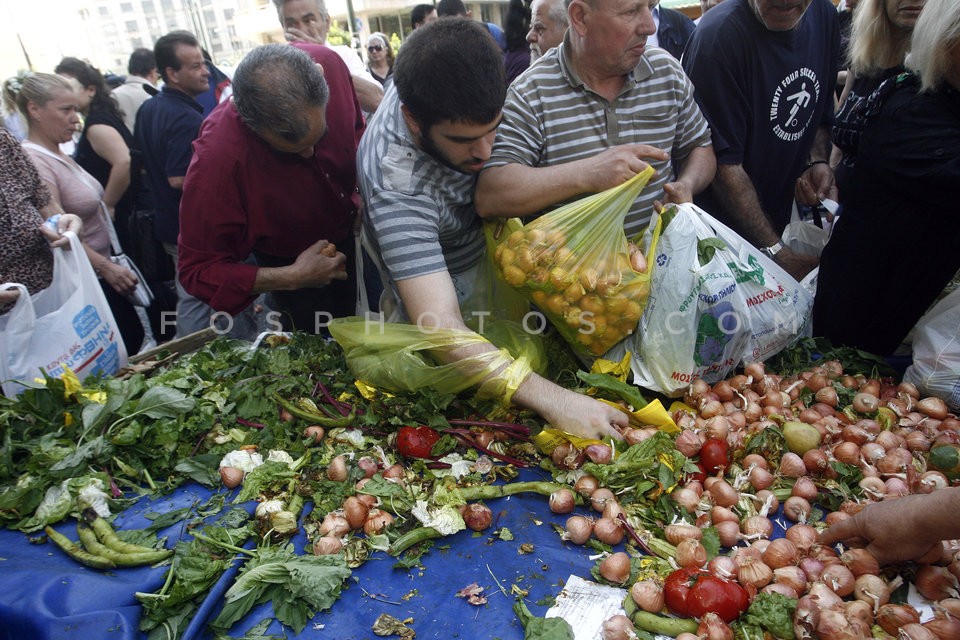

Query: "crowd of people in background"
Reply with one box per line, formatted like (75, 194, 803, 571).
(2, 0, 959, 437)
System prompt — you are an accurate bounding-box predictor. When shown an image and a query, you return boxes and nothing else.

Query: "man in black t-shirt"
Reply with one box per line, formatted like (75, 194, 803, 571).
(683, 0, 839, 281)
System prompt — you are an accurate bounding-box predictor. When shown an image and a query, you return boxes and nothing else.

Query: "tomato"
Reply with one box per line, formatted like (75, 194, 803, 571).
(687, 574, 750, 622)
(685, 461, 707, 485)
(396, 425, 441, 458)
(664, 568, 750, 622)
(699, 438, 730, 474)
(664, 566, 703, 618)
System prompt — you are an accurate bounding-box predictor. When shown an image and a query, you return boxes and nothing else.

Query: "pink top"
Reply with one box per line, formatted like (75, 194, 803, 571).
(22, 142, 111, 259)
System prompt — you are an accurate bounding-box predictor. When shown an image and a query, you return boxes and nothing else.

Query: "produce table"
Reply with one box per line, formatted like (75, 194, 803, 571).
(0, 469, 623, 640)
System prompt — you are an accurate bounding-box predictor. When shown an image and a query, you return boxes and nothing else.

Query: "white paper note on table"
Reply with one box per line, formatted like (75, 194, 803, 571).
(545, 575, 627, 640)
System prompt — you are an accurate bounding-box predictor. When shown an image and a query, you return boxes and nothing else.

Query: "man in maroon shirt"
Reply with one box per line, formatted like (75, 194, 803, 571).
(177, 43, 365, 333)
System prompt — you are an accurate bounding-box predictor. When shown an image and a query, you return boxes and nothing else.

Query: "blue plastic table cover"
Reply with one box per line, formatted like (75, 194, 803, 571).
(0, 468, 632, 640)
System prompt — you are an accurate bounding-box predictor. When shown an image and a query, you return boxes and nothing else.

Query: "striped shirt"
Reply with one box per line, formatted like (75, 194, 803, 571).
(487, 43, 712, 238)
(357, 84, 485, 292)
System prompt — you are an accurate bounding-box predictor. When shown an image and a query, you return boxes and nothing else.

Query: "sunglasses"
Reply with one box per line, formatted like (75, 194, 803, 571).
(367, 45, 383, 52)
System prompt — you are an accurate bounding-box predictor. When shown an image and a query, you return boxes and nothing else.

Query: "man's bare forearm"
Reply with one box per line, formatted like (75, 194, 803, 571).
(712, 163, 781, 248)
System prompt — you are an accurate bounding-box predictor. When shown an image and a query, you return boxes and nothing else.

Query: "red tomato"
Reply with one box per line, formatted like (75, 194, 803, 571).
(396, 425, 441, 458)
(699, 438, 730, 474)
(687, 574, 750, 622)
(664, 566, 704, 618)
(685, 461, 707, 485)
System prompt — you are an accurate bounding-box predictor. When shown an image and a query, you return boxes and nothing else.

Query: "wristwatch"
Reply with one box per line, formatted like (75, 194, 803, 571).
(760, 241, 784, 259)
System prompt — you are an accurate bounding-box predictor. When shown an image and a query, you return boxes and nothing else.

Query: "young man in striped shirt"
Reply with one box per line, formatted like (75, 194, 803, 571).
(357, 19, 629, 441)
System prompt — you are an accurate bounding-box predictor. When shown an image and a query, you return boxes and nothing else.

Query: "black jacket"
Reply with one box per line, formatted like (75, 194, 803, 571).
(658, 7, 696, 61)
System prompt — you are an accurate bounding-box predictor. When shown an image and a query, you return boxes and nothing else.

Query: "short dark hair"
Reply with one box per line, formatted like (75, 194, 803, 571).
(410, 3, 435, 26)
(154, 31, 200, 83)
(232, 44, 329, 143)
(394, 18, 506, 130)
(436, 0, 468, 17)
(53, 57, 123, 120)
(127, 48, 156, 76)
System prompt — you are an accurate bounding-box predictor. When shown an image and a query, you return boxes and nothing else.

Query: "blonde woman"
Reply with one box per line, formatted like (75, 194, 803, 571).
(814, 0, 960, 355)
(17, 73, 144, 354)
(831, 0, 926, 198)
(365, 33, 394, 87)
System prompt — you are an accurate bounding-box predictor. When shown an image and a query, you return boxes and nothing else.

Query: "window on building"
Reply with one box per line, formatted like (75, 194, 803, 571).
(125, 20, 138, 33)
(120, 2, 133, 12)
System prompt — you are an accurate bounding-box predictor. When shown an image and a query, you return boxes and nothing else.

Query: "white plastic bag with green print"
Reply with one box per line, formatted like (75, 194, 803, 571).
(617, 203, 811, 396)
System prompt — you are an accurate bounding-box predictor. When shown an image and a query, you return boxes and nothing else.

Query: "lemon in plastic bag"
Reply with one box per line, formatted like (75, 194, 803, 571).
(487, 168, 659, 358)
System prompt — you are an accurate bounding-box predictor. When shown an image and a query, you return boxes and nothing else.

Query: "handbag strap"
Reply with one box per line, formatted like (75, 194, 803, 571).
(22, 141, 122, 255)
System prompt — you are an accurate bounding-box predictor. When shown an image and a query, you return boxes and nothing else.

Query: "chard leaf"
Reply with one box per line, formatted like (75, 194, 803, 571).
(48, 437, 114, 477)
(136, 386, 196, 418)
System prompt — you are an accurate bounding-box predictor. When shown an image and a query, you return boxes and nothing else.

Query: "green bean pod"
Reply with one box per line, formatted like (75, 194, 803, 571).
(77, 521, 173, 566)
(82, 508, 165, 555)
(632, 610, 699, 637)
(44, 526, 116, 570)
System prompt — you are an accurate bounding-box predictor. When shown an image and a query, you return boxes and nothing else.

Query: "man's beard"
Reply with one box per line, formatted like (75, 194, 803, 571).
(420, 127, 482, 175)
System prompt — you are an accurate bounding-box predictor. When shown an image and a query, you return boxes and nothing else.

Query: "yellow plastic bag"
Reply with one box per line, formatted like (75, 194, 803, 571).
(328, 317, 545, 407)
(487, 168, 659, 357)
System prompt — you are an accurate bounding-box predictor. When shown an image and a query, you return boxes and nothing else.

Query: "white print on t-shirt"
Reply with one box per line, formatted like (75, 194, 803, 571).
(769, 67, 821, 143)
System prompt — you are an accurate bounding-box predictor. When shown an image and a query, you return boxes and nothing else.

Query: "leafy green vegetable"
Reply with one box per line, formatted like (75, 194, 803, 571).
(211, 544, 351, 633)
(576, 371, 648, 409)
(235, 461, 297, 503)
(732, 592, 797, 640)
(764, 336, 894, 378)
(513, 599, 574, 640)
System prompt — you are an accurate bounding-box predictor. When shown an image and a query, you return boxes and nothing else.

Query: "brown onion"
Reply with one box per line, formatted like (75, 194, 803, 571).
(601, 614, 635, 640)
(319, 511, 350, 537)
(363, 508, 394, 535)
(785, 523, 818, 552)
(899, 623, 939, 640)
(853, 573, 890, 610)
(326, 455, 348, 482)
(590, 488, 616, 512)
(593, 517, 624, 545)
(312, 536, 343, 555)
(708, 479, 739, 508)
(708, 555, 739, 579)
(924, 611, 960, 640)
(563, 515, 593, 545)
(698, 612, 734, 640)
(219, 466, 244, 488)
(343, 496, 370, 530)
(548, 489, 576, 514)
(675, 429, 703, 457)
(799, 556, 826, 581)
(736, 554, 772, 588)
(783, 496, 811, 523)
(664, 522, 703, 546)
(779, 452, 807, 478)
(915, 565, 960, 601)
(574, 474, 600, 497)
(876, 603, 921, 635)
(676, 538, 708, 568)
(773, 565, 807, 593)
(841, 547, 880, 577)
(599, 552, 631, 584)
(763, 538, 799, 568)
(715, 520, 741, 547)
(822, 563, 856, 597)
(631, 578, 665, 613)
(916, 396, 949, 420)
